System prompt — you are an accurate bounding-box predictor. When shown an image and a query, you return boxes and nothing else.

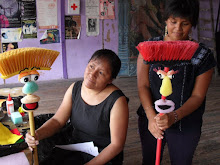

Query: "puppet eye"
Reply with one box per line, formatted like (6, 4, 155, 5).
(31, 74, 39, 82)
(158, 73, 165, 79)
(168, 74, 175, 79)
(19, 75, 31, 84)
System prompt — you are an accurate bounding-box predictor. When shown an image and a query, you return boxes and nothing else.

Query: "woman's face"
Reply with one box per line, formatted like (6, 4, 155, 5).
(165, 16, 192, 41)
(84, 58, 113, 91)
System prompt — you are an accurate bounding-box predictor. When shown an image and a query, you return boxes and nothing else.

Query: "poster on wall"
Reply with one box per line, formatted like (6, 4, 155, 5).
(86, 17, 99, 36)
(2, 42, 18, 52)
(0, 0, 21, 28)
(1, 28, 22, 43)
(22, 19, 37, 39)
(0, 37, 2, 53)
(68, 0, 80, 15)
(65, 15, 81, 39)
(86, 0, 99, 16)
(40, 29, 60, 44)
(99, 0, 115, 19)
(21, 0, 36, 19)
(36, 0, 58, 29)
(129, 0, 165, 58)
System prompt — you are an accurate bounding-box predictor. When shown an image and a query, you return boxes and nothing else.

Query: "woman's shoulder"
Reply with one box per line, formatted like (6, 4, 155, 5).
(106, 83, 122, 93)
(191, 42, 215, 65)
(67, 81, 83, 97)
(148, 36, 163, 41)
(71, 80, 83, 89)
(106, 84, 129, 103)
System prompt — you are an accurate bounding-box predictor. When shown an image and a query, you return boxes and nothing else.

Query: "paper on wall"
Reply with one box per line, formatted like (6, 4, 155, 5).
(86, 0, 99, 16)
(68, 0, 80, 15)
(86, 16, 99, 36)
(1, 28, 22, 43)
(36, 0, 58, 29)
(100, 0, 115, 19)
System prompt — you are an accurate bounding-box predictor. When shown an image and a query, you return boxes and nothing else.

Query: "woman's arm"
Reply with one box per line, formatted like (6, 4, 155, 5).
(137, 53, 164, 139)
(85, 96, 129, 165)
(25, 83, 74, 148)
(155, 68, 214, 130)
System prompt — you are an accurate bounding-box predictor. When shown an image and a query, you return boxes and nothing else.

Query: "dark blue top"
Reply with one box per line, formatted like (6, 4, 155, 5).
(137, 36, 216, 131)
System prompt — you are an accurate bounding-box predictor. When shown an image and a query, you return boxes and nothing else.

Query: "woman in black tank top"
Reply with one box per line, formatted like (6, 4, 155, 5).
(25, 49, 129, 165)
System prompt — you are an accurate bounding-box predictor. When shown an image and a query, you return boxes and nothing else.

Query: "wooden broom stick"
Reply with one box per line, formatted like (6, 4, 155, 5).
(28, 111, 39, 165)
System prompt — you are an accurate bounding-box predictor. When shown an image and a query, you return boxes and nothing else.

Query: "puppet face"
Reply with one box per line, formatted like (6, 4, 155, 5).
(19, 70, 39, 94)
(154, 68, 178, 113)
(19, 70, 40, 111)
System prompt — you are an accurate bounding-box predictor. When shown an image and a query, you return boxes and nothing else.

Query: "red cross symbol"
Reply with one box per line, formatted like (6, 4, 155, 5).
(71, 3, 78, 10)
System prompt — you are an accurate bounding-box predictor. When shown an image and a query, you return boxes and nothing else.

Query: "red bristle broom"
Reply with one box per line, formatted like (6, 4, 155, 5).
(136, 40, 199, 165)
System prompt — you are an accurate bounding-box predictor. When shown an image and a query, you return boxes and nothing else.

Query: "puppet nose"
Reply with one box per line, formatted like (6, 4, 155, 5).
(160, 76, 172, 97)
(22, 81, 39, 94)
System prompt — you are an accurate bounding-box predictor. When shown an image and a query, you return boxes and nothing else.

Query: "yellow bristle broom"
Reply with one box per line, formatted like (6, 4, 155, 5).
(0, 47, 59, 79)
(0, 47, 59, 165)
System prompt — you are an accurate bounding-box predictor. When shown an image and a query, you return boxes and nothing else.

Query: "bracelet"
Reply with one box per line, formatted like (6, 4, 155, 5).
(173, 111, 178, 123)
(144, 105, 154, 110)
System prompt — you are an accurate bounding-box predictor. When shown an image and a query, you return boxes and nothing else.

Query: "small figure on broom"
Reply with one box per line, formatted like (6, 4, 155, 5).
(0, 47, 59, 165)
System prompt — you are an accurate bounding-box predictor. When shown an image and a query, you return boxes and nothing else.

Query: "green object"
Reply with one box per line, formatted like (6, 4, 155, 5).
(16, 138, 24, 143)
(22, 81, 39, 94)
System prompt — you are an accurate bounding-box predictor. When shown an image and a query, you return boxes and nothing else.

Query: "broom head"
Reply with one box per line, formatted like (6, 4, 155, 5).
(0, 47, 60, 79)
(136, 40, 199, 65)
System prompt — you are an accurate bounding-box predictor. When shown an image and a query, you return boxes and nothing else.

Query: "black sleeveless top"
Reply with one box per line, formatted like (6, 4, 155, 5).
(70, 81, 126, 163)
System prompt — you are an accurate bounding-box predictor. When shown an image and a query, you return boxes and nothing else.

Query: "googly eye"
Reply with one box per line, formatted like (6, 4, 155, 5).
(19, 75, 31, 84)
(168, 74, 174, 79)
(31, 74, 39, 82)
(158, 73, 165, 79)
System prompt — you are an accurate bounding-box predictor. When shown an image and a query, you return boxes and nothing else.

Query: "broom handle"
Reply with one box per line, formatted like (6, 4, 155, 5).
(29, 111, 39, 165)
(155, 113, 164, 165)
(155, 67, 169, 165)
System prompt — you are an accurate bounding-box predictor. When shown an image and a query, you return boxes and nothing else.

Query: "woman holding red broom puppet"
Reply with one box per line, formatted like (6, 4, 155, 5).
(136, 0, 216, 165)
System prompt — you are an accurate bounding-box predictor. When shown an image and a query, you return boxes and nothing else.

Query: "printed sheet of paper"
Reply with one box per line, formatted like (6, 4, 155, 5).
(2, 42, 18, 52)
(21, 0, 36, 19)
(1, 28, 22, 43)
(68, 0, 80, 15)
(86, 16, 99, 36)
(86, 0, 99, 16)
(56, 141, 99, 157)
(0, 37, 1, 53)
(86, 0, 99, 36)
(99, 0, 115, 19)
(40, 29, 60, 44)
(36, 0, 58, 29)
(0, 0, 21, 28)
(65, 15, 81, 39)
(22, 19, 37, 39)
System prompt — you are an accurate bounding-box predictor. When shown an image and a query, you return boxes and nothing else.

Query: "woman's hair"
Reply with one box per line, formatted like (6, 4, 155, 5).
(163, 0, 199, 28)
(89, 49, 121, 79)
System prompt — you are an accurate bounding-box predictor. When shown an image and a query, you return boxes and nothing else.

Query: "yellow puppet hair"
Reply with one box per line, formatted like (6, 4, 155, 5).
(0, 48, 60, 79)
